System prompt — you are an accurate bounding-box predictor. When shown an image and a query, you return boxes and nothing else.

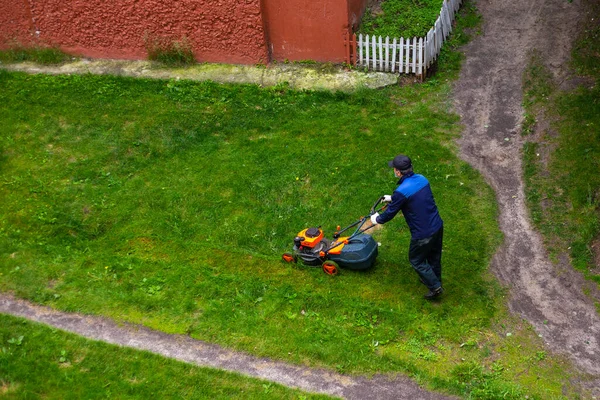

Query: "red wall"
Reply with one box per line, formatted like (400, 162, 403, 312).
(262, 0, 365, 63)
(0, 0, 34, 45)
(1, 0, 269, 64)
(1, 0, 367, 65)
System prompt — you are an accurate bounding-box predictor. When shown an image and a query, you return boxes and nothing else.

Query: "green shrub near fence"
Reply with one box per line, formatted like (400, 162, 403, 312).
(359, 0, 445, 38)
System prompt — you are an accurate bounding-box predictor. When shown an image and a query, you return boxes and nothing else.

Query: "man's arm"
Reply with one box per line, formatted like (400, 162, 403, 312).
(376, 191, 405, 224)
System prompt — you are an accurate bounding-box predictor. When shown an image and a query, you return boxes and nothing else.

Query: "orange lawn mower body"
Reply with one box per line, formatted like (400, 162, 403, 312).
(282, 197, 386, 275)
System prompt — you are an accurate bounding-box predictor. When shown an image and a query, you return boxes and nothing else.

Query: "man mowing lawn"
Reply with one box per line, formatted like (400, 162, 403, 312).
(370, 155, 445, 300)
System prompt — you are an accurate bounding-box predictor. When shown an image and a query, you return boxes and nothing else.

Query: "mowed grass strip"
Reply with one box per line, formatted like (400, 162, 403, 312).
(0, 314, 332, 399)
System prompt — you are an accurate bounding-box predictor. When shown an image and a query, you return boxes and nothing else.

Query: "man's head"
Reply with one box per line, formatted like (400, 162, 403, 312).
(388, 154, 413, 177)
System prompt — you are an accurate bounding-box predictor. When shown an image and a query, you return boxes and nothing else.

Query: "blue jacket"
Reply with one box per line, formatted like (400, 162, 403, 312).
(375, 172, 443, 239)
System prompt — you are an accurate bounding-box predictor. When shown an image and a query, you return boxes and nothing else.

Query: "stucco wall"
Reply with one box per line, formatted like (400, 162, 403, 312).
(262, 0, 358, 63)
(2, 0, 269, 64)
(0, 0, 368, 65)
(0, 0, 34, 45)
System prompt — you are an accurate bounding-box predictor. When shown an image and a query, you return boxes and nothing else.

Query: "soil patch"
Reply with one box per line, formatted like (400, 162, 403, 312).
(367, 0, 385, 16)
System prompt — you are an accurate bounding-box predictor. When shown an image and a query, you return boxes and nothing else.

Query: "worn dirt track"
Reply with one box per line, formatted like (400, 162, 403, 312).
(452, 0, 600, 390)
(0, 294, 454, 400)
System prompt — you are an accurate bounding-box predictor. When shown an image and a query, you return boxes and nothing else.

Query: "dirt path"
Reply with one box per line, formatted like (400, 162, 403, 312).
(0, 294, 453, 400)
(452, 0, 600, 389)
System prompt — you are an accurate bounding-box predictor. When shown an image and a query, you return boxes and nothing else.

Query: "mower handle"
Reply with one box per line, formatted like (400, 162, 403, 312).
(370, 196, 388, 215)
(357, 197, 388, 235)
(333, 197, 387, 239)
(357, 219, 378, 234)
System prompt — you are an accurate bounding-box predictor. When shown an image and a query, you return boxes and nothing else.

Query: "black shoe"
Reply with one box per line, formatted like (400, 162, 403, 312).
(424, 286, 444, 300)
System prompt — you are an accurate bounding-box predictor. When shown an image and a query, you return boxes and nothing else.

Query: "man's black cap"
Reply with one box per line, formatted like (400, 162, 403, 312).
(388, 154, 412, 170)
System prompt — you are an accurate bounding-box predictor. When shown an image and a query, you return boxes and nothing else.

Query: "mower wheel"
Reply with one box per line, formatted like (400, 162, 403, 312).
(322, 260, 339, 276)
(282, 253, 298, 263)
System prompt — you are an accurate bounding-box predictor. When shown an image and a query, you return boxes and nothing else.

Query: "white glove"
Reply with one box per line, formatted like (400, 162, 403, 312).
(383, 195, 392, 202)
(370, 213, 379, 225)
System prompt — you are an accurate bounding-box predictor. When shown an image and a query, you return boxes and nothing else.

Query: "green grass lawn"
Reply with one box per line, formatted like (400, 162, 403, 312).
(0, 4, 591, 399)
(0, 71, 582, 399)
(522, 2, 600, 289)
(359, 0, 451, 38)
(0, 314, 330, 399)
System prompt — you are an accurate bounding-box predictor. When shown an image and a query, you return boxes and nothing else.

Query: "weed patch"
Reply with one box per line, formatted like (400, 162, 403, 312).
(521, 50, 556, 136)
(0, 42, 71, 65)
(145, 36, 196, 66)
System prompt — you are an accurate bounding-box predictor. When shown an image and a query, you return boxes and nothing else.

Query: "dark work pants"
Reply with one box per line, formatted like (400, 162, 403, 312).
(408, 226, 443, 290)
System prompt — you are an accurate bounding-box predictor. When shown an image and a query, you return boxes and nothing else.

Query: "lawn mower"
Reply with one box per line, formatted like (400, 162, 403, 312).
(281, 197, 387, 275)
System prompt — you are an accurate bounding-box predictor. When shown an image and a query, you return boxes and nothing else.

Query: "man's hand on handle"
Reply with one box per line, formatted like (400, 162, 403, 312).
(370, 213, 379, 225)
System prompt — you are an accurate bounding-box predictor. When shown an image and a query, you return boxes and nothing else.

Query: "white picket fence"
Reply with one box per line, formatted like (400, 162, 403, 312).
(353, 0, 462, 76)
